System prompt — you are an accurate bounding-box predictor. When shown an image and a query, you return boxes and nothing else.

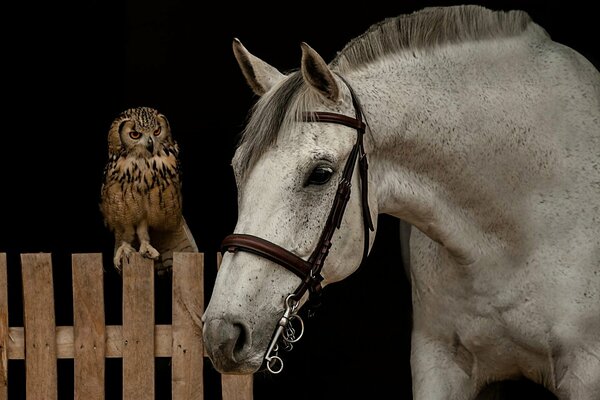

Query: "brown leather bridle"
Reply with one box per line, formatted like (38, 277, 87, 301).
(220, 78, 375, 373)
(221, 80, 375, 309)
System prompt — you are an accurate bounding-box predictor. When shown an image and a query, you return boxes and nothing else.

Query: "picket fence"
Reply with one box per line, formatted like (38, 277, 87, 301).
(0, 252, 253, 399)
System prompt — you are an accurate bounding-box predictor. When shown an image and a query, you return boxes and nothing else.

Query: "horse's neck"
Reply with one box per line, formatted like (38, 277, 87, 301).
(353, 34, 558, 264)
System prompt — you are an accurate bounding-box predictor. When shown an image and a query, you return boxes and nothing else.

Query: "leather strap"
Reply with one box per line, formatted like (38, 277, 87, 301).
(222, 77, 374, 307)
(222, 233, 312, 279)
(302, 111, 366, 133)
(221, 129, 362, 300)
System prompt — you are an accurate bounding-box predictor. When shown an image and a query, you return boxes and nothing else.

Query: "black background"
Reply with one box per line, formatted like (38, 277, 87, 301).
(2, 1, 597, 399)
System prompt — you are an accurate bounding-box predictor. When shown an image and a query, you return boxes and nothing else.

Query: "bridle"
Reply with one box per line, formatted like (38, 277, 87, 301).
(221, 77, 374, 373)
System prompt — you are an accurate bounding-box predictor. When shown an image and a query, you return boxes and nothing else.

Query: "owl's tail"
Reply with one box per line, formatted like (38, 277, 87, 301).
(153, 216, 199, 274)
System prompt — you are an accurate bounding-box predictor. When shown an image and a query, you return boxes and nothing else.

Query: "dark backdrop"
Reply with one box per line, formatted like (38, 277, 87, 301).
(2, 1, 597, 399)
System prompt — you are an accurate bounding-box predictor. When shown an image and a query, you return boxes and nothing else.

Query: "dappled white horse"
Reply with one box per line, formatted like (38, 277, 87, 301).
(203, 5, 600, 399)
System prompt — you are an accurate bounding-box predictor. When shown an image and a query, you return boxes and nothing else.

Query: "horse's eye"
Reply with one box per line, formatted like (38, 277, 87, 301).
(307, 166, 333, 185)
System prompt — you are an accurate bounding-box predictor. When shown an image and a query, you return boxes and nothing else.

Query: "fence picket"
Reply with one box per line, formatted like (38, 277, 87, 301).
(172, 252, 204, 400)
(21, 253, 58, 400)
(0, 254, 7, 400)
(216, 253, 254, 400)
(221, 375, 254, 400)
(122, 253, 155, 400)
(72, 253, 106, 400)
(1, 252, 254, 400)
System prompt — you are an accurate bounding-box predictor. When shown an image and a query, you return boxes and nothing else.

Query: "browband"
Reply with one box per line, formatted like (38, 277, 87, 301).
(222, 105, 373, 304)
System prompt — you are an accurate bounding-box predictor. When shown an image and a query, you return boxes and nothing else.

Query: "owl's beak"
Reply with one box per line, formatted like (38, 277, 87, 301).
(146, 137, 154, 154)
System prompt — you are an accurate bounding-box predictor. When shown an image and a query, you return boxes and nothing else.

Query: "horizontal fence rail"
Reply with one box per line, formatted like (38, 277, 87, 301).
(0, 252, 253, 400)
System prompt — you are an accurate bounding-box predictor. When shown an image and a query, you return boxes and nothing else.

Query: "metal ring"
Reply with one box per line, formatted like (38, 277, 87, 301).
(285, 294, 299, 311)
(266, 355, 284, 374)
(283, 314, 304, 343)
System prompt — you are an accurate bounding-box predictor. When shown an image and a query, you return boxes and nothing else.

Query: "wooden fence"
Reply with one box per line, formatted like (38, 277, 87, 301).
(0, 252, 253, 399)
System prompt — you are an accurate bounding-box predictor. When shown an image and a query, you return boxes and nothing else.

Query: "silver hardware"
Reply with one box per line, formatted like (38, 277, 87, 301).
(265, 294, 305, 374)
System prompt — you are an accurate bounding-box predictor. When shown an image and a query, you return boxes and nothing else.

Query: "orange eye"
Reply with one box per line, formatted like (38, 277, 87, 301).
(153, 127, 161, 136)
(129, 131, 141, 140)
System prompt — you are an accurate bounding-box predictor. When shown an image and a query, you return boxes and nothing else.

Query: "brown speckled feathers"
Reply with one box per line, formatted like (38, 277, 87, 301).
(100, 107, 197, 273)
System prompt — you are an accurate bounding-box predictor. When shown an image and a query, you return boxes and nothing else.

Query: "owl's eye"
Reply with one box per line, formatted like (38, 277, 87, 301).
(129, 131, 141, 140)
(153, 127, 161, 136)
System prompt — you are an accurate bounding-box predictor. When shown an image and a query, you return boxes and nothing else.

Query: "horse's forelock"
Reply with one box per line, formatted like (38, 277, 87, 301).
(233, 72, 323, 180)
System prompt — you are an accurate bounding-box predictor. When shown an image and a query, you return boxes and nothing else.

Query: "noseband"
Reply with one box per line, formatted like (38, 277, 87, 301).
(221, 79, 374, 372)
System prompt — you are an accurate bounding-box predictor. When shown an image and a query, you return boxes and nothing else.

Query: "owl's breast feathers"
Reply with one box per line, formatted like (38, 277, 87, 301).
(100, 147, 182, 232)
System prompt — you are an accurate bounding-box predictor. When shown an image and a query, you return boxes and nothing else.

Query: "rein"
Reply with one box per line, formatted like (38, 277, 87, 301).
(221, 79, 374, 373)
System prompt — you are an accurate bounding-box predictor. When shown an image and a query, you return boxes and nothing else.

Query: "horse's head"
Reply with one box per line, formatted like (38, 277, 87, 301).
(202, 39, 377, 374)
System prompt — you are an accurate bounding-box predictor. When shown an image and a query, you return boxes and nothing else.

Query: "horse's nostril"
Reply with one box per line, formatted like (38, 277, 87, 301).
(232, 322, 248, 357)
(204, 318, 251, 365)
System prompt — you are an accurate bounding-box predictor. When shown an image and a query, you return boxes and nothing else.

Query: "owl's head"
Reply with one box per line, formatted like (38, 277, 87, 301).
(108, 107, 175, 157)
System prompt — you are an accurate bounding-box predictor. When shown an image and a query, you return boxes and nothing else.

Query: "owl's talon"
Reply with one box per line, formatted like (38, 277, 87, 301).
(139, 241, 160, 260)
(114, 242, 136, 271)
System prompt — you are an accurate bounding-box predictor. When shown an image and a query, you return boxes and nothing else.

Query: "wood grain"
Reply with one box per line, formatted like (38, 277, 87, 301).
(122, 253, 154, 400)
(216, 252, 254, 400)
(172, 252, 204, 400)
(21, 253, 58, 400)
(0, 254, 7, 400)
(72, 253, 106, 400)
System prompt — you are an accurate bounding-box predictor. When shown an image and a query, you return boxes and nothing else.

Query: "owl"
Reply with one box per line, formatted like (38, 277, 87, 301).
(100, 106, 197, 274)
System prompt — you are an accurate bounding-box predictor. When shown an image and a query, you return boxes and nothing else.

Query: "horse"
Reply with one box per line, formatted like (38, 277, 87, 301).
(202, 5, 600, 399)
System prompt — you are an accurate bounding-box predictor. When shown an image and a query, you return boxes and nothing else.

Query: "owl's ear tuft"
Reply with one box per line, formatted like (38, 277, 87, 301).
(108, 118, 131, 155)
(157, 114, 170, 133)
(118, 119, 131, 135)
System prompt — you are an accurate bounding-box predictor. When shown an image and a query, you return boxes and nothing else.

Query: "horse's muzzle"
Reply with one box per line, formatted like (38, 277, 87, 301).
(203, 317, 262, 374)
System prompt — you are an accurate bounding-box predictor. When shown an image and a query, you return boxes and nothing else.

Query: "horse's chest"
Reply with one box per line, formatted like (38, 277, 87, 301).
(409, 231, 554, 377)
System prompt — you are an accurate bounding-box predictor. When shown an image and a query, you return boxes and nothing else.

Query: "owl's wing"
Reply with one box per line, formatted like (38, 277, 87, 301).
(152, 216, 199, 274)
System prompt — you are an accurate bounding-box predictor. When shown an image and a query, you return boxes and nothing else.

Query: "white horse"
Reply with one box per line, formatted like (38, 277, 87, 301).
(203, 5, 600, 399)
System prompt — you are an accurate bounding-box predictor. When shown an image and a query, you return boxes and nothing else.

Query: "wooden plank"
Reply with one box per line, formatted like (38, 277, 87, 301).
(5, 327, 22, 360)
(105, 325, 121, 358)
(106, 325, 172, 358)
(0, 254, 7, 400)
(122, 253, 155, 400)
(21, 253, 58, 400)
(109, 325, 171, 358)
(221, 375, 254, 400)
(155, 324, 173, 357)
(57, 326, 75, 358)
(216, 252, 254, 400)
(72, 253, 106, 400)
(8, 325, 173, 359)
(172, 252, 204, 400)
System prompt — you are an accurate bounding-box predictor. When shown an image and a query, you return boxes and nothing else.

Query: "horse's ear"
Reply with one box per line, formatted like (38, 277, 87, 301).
(300, 42, 339, 102)
(233, 38, 286, 96)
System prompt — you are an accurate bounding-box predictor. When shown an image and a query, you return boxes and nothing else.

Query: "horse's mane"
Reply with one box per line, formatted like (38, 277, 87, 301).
(233, 5, 539, 178)
(330, 5, 536, 72)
